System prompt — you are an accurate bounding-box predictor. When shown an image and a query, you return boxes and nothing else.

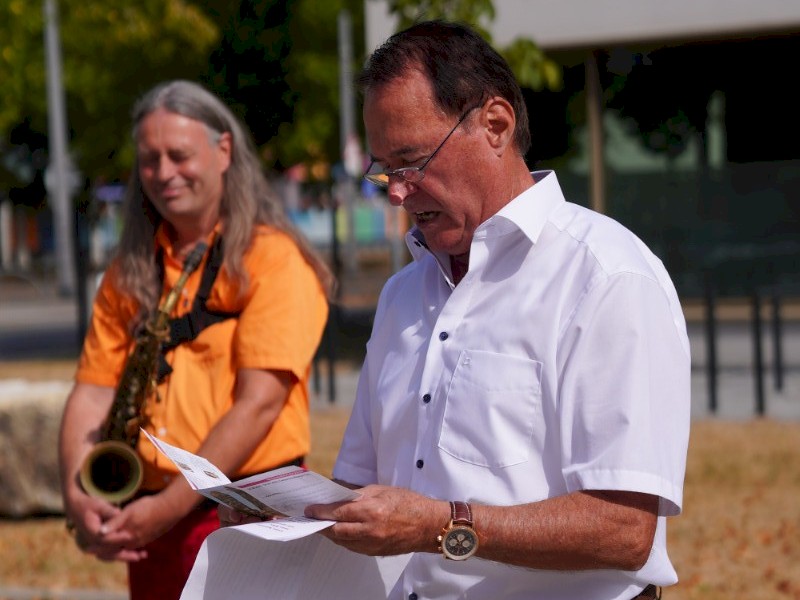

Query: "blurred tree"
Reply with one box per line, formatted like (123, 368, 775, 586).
(200, 0, 365, 179)
(203, 0, 296, 153)
(384, 0, 562, 92)
(274, 0, 365, 175)
(605, 46, 719, 162)
(0, 0, 219, 186)
(388, 0, 495, 35)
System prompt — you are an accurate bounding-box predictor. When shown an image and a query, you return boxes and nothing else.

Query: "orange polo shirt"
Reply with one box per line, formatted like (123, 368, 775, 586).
(76, 224, 329, 490)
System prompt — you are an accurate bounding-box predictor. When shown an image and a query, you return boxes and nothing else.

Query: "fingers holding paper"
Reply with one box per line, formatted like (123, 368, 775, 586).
(218, 504, 274, 527)
(304, 485, 450, 557)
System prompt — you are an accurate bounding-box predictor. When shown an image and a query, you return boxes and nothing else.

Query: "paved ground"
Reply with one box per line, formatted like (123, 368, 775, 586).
(0, 275, 798, 600)
(0, 586, 125, 600)
(2, 274, 799, 420)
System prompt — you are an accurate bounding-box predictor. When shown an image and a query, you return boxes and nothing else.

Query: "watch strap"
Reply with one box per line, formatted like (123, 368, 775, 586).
(450, 500, 473, 526)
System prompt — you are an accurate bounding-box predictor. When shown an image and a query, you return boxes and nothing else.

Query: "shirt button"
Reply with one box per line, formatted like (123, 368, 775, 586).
(409, 594, 418, 600)
(422, 394, 431, 404)
(439, 331, 449, 341)
(416, 459, 424, 469)
(158, 427, 167, 436)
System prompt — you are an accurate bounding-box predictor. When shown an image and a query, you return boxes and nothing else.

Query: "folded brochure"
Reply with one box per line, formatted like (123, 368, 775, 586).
(142, 429, 360, 519)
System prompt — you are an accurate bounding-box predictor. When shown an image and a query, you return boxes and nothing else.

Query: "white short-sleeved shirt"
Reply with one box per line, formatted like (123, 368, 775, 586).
(333, 170, 691, 600)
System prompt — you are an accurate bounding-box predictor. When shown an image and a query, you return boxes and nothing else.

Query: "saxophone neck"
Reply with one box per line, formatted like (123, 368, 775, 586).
(151, 240, 210, 331)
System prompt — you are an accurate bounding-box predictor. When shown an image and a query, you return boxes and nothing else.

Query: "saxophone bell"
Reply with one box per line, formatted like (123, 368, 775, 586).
(79, 440, 144, 505)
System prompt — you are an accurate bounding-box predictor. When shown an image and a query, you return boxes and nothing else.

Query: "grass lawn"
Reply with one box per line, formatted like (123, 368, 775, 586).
(0, 360, 798, 599)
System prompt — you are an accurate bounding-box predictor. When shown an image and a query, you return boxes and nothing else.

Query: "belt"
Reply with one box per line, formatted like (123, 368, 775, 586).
(631, 585, 661, 600)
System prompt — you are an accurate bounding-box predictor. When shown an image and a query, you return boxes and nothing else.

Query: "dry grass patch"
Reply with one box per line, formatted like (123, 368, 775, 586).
(0, 358, 797, 599)
(0, 359, 77, 381)
(670, 419, 800, 600)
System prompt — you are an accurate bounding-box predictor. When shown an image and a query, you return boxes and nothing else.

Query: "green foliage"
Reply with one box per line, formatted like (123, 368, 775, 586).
(204, 0, 295, 151)
(185, 0, 366, 179)
(0, 1, 48, 135)
(501, 38, 562, 92)
(0, 0, 219, 185)
(63, 0, 219, 177)
(262, 0, 365, 175)
(387, 0, 494, 34)
(382, 0, 561, 92)
(604, 47, 717, 159)
(0, 0, 559, 192)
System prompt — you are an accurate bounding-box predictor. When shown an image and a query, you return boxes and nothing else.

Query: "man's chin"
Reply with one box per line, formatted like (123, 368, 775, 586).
(424, 236, 467, 257)
(156, 198, 193, 217)
(415, 218, 469, 255)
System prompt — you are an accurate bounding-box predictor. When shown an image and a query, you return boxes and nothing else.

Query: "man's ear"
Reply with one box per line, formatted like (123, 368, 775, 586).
(217, 131, 233, 173)
(483, 97, 516, 155)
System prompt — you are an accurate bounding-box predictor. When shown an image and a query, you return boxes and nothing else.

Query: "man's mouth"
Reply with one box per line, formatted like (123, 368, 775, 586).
(161, 186, 184, 200)
(415, 211, 438, 223)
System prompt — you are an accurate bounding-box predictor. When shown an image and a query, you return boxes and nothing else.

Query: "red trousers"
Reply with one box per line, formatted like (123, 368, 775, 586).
(128, 504, 219, 600)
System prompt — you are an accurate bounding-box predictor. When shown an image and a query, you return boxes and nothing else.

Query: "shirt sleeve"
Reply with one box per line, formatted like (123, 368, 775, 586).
(75, 264, 138, 388)
(557, 271, 691, 516)
(231, 230, 329, 380)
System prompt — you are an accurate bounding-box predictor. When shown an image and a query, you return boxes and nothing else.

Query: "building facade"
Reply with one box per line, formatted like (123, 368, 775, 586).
(364, 0, 800, 297)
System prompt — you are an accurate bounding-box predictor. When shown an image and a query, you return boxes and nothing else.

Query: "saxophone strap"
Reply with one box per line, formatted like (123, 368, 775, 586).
(156, 235, 240, 382)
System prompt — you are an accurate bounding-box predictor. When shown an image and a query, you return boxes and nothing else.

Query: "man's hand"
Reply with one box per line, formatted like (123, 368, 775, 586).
(97, 494, 179, 556)
(65, 493, 145, 562)
(304, 485, 449, 557)
(218, 505, 273, 527)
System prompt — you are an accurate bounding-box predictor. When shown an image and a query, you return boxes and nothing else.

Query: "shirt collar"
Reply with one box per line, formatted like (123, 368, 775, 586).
(405, 170, 566, 261)
(483, 170, 565, 244)
(154, 221, 222, 263)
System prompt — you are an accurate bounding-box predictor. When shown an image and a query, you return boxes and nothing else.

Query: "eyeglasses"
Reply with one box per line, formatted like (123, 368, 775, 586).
(363, 105, 479, 189)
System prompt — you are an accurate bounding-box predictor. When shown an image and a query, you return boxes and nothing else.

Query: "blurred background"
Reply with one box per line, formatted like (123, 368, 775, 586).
(1, 1, 799, 598)
(2, 0, 798, 412)
(1, 0, 798, 439)
(2, 0, 798, 313)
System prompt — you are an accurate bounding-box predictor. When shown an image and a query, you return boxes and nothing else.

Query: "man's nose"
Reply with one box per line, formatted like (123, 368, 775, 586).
(157, 157, 176, 181)
(387, 178, 413, 207)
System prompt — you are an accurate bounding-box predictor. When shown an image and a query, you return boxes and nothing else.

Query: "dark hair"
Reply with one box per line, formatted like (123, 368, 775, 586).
(358, 20, 530, 155)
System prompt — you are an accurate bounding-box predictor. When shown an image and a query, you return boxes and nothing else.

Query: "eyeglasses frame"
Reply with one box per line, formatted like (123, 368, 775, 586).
(363, 104, 481, 190)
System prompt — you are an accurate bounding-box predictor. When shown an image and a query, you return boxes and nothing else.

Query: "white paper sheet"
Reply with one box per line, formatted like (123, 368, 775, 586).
(146, 430, 412, 599)
(180, 524, 412, 600)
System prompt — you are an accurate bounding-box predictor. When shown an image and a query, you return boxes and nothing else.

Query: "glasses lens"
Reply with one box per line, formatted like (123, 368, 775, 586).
(364, 172, 389, 188)
(364, 165, 425, 189)
(364, 161, 389, 188)
(401, 168, 424, 184)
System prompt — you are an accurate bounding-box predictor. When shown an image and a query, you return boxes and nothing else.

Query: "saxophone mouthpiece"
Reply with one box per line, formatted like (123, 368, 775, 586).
(184, 242, 208, 274)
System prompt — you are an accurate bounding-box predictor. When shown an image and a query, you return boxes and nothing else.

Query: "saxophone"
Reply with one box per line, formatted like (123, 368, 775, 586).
(79, 242, 208, 504)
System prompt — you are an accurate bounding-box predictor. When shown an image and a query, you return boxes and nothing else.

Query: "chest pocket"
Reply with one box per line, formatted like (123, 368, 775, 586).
(439, 350, 542, 468)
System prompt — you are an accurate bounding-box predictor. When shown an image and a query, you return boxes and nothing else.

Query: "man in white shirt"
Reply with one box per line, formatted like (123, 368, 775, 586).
(287, 20, 687, 600)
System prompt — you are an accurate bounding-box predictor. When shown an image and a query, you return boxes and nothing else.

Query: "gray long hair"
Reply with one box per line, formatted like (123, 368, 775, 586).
(114, 79, 333, 323)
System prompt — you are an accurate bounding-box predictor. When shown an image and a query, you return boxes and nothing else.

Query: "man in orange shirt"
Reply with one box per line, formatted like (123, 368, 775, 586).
(58, 80, 331, 600)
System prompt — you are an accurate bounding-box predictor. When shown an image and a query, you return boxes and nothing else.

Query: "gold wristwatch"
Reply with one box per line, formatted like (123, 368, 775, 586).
(437, 500, 479, 560)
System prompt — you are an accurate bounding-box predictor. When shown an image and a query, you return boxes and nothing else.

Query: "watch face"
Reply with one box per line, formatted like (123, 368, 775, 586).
(442, 526, 478, 560)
